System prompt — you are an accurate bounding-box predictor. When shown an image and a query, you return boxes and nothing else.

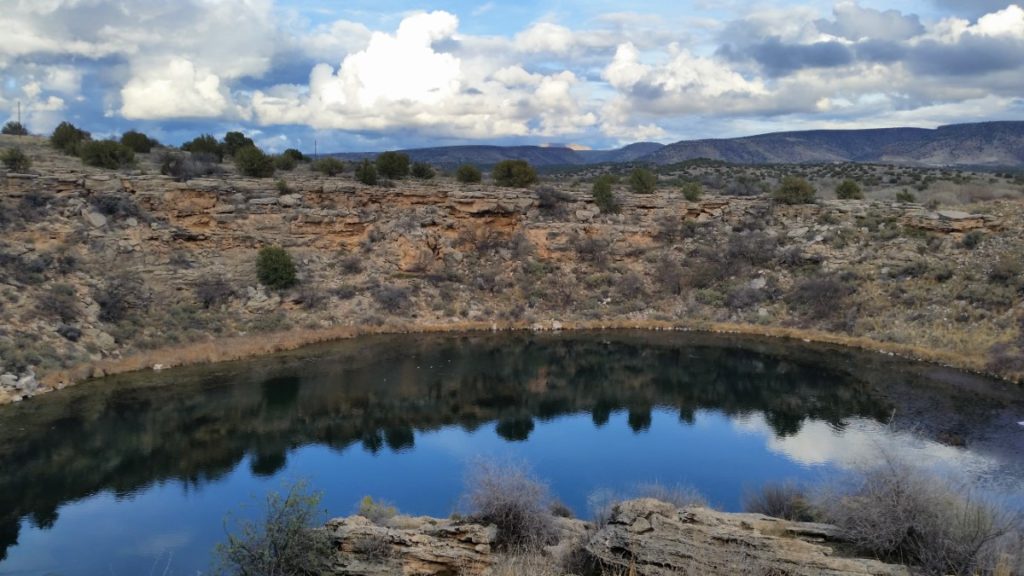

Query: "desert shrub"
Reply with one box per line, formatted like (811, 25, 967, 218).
(355, 159, 378, 185)
(182, 134, 224, 162)
(988, 255, 1021, 285)
(2, 121, 28, 135)
(744, 482, 813, 521)
(222, 131, 254, 158)
(37, 283, 78, 323)
(276, 179, 292, 194)
(726, 174, 768, 196)
(159, 150, 219, 181)
(357, 496, 397, 525)
(896, 189, 917, 203)
(493, 159, 537, 188)
(681, 181, 703, 201)
(836, 179, 863, 200)
(727, 232, 777, 268)
(311, 157, 345, 176)
(273, 154, 297, 171)
(785, 276, 854, 321)
(90, 192, 143, 220)
(194, 275, 234, 308)
(1, 147, 31, 172)
(50, 121, 90, 155)
(634, 482, 707, 509)
(535, 186, 572, 218)
(571, 233, 610, 268)
(338, 254, 363, 274)
(773, 176, 816, 205)
(256, 246, 297, 290)
(628, 167, 657, 194)
(79, 140, 135, 169)
(376, 151, 410, 179)
(282, 148, 304, 162)
(296, 282, 326, 310)
(371, 284, 411, 312)
(411, 161, 435, 179)
(234, 145, 275, 178)
(817, 459, 1020, 575)
(120, 130, 158, 153)
(214, 480, 332, 576)
(961, 230, 985, 250)
(463, 459, 555, 549)
(96, 273, 149, 323)
(456, 164, 483, 183)
(654, 254, 685, 295)
(591, 175, 619, 214)
(726, 286, 767, 310)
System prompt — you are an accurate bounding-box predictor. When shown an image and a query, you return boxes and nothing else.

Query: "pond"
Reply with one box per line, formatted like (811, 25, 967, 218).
(0, 331, 1022, 575)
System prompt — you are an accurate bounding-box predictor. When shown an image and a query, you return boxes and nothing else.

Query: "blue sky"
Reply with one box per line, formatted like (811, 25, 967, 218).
(1, 0, 1023, 152)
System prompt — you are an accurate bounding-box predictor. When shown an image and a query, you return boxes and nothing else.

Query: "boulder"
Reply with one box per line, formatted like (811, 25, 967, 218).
(584, 499, 909, 576)
(327, 515, 497, 576)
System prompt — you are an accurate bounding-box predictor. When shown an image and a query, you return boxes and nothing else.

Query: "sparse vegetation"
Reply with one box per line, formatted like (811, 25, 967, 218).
(411, 161, 435, 179)
(214, 480, 332, 576)
(182, 134, 224, 162)
(629, 167, 657, 194)
(1, 147, 31, 171)
(681, 181, 703, 201)
(463, 459, 555, 549)
(312, 157, 345, 176)
(79, 140, 136, 169)
(744, 482, 813, 521)
(49, 121, 90, 155)
(355, 158, 378, 185)
(456, 164, 483, 183)
(376, 151, 410, 179)
(2, 121, 28, 135)
(773, 176, 816, 204)
(120, 130, 158, 153)
(493, 159, 538, 188)
(221, 131, 255, 159)
(592, 175, 618, 213)
(836, 179, 863, 200)
(256, 246, 297, 290)
(234, 145, 275, 178)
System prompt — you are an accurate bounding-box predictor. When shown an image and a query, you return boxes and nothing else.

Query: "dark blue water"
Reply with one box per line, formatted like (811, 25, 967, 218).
(0, 332, 1021, 575)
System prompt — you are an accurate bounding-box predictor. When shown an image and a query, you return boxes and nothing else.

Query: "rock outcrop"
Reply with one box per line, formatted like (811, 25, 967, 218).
(325, 500, 908, 576)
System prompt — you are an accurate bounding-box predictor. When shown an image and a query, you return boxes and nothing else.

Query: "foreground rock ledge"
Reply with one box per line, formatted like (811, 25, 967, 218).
(326, 498, 908, 575)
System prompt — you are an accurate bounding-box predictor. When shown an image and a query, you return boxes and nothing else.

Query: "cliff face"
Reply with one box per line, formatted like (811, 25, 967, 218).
(0, 135, 1022, 404)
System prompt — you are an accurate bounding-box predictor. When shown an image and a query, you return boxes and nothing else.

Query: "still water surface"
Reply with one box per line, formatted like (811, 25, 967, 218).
(0, 331, 1022, 575)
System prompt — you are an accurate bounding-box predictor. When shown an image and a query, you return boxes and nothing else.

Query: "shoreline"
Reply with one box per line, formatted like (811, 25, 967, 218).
(21, 318, 1009, 404)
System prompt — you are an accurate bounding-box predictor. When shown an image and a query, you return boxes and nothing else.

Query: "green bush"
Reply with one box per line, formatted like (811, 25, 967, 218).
(282, 148, 305, 162)
(629, 167, 657, 194)
(895, 189, 917, 203)
(773, 176, 816, 204)
(681, 181, 703, 201)
(311, 157, 345, 176)
(234, 145, 275, 178)
(222, 131, 254, 158)
(355, 159, 378, 185)
(120, 130, 158, 153)
(50, 121, 90, 155)
(214, 481, 332, 576)
(411, 161, 435, 179)
(2, 121, 28, 136)
(592, 175, 618, 213)
(79, 140, 135, 169)
(256, 246, 297, 290)
(456, 164, 482, 183)
(835, 179, 863, 200)
(272, 154, 297, 171)
(493, 159, 537, 188)
(1, 147, 31, 172)
(182, 134, 224, 162)
(376, 151, 410, 179)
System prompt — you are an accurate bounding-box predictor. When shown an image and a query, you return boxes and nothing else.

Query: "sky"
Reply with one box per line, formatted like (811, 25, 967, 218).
(1, 0, 1023, 153)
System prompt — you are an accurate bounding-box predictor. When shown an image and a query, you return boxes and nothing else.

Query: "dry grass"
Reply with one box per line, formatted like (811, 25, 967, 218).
(462, 458, 556, 550)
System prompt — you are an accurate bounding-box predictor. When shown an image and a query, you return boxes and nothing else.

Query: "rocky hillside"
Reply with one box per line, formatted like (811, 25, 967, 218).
(332, 142, 665, 169)
(1, 134, 1023, 404)
(643, 121, 1024, 167)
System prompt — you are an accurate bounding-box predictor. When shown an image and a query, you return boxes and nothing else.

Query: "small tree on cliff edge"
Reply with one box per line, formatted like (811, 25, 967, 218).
(493, 159, 538, 188)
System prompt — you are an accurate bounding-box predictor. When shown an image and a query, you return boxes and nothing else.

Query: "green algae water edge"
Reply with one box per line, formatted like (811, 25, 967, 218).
(0, 331, 1021, 576)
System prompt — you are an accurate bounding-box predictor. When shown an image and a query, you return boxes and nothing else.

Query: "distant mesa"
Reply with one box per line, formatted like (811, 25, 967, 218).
(327, 121, 1024, 169)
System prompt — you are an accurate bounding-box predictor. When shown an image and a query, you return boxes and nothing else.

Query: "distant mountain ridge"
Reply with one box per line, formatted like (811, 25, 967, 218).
(644, 121, 1024, 167)
(329, 121, 1024, 168)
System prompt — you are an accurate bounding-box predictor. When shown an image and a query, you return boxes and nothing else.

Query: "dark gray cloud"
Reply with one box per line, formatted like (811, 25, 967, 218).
(718, 39, 854, 77)
(908, 35, 1024, 76)
(816, 4, 924, 41)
